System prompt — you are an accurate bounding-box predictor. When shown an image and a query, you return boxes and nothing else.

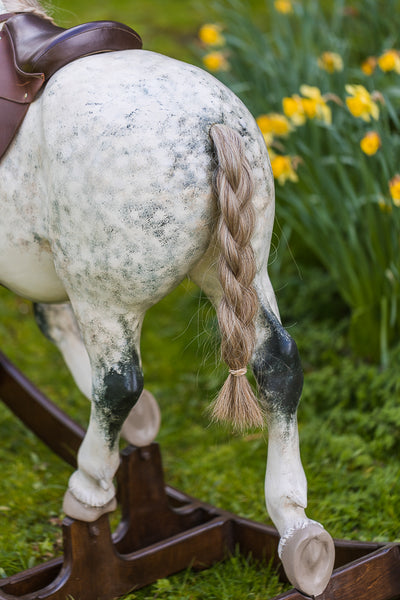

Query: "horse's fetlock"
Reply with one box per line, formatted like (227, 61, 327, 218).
(68, 468, 116, 508)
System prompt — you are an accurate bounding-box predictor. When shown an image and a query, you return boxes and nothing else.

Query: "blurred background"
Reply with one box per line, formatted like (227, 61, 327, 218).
(1, 1, 399, 598)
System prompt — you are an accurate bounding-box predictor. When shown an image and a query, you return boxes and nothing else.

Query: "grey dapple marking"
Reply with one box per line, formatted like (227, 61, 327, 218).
(0, 1, 335, 594)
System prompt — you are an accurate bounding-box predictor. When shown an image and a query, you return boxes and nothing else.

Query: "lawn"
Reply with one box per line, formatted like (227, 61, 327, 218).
(0, 0, 399, 598)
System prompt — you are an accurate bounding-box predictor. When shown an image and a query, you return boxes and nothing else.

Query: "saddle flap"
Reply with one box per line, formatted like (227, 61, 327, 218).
(0, 98, 29, 159)
(0, 27, 44, 103)
(0, 12, 142, 162)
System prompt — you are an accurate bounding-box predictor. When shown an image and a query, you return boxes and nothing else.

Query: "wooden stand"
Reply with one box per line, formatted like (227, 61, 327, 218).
(0, 351, 399, 600)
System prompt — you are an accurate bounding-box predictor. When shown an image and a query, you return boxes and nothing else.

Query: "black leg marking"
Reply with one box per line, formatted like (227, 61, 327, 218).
(252, 307, 303, 419)
(95, 349, 144, 449)
(33, 303, 55, 343)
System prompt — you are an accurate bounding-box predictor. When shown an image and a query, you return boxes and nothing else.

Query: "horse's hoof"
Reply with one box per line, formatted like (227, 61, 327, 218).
(121, 389, 161, 447)
(279, 522, 335, 597)
(63, 490, 117, 522)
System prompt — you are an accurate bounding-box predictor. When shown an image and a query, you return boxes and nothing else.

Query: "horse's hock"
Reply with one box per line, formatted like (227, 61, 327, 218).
(0, 4, 400, 600)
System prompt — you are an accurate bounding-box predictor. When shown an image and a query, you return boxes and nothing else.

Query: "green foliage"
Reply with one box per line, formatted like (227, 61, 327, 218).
(201, 0, 400, 365)
(50, 0, 204, 63)
(274, 265, 400, 542)
(1, 1, 400, 599)
(124, 552, 285, 599)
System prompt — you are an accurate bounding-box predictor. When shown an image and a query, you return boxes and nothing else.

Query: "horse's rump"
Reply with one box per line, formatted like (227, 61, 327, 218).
(35, 50, 273, 309)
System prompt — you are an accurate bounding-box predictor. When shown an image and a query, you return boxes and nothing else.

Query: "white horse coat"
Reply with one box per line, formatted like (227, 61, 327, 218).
(0, 4, 335, 594)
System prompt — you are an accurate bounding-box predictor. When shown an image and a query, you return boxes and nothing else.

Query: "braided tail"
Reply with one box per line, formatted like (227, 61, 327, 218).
(209, 123, 264, 430)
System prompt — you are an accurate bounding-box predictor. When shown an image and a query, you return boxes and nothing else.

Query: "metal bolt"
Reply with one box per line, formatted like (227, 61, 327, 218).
(89, 524, 100, 537)
(139, 448, 151, 461)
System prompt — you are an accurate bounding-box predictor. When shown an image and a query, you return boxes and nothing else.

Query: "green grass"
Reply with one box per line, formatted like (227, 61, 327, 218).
(50, 0, 206, 63)
(1, 0, 400, 598)
(1, 274, 400, 596)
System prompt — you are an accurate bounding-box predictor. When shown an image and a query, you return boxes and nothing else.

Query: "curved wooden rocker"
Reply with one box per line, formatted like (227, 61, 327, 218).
(0, 351, 399, 600)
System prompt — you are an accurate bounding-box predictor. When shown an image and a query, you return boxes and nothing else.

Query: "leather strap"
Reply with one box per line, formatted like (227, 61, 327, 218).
(0, 13, 15, 23)
(0, 29, 44, 103)
(0, 25, 44, 158)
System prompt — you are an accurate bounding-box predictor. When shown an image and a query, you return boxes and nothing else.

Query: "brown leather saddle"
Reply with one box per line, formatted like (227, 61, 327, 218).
(0, 12, 142, 159)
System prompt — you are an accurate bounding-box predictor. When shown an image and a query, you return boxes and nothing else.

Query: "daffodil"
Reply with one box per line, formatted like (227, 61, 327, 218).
(256, 113, 292, 144)
(202, 52, 229, 72)
(274, 0, 293, 14)
(361, 56, 377, 76)
(378, 50, 400, 74)
(360, 131, 381, 155)
(389, 174, 400, 206)
(299, 85, 332, 124)
(270, 154, 299, 185)
(198, 24, 225, 47)
(345, 85, 379, 121)
(317, 51, 343, 73)
(282, 96, 306, 125)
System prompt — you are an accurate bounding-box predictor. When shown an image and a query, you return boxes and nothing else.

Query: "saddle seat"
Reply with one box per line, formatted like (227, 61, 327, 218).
(0, 12, 142, 159)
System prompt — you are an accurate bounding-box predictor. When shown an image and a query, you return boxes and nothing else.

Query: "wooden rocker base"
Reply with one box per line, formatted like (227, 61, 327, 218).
(0, 351, 399, 600)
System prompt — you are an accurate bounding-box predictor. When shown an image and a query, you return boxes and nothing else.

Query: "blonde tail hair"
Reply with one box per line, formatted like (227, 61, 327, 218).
(209, 123, 264, 430)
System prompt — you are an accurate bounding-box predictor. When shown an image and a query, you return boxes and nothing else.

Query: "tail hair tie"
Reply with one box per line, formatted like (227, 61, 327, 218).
(229, 367, 247, 377)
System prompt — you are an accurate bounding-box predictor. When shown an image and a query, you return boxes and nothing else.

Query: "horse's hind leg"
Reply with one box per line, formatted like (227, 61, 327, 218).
(33, 302, 160, 448)
(55, 302, 146, 521)
(250, 277, 335, 596)
(190, 261, 334, 596)
(34, 302, 92, 398)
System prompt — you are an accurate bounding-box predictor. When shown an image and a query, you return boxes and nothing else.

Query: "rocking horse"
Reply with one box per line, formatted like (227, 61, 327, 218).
(1, 2, 399, 599)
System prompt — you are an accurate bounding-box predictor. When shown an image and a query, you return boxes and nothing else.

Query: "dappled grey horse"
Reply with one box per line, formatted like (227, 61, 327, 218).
(0, 0, 334, 594)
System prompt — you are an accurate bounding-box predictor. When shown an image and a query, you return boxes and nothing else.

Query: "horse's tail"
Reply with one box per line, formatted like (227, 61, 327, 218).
(209, 123, 264, 430)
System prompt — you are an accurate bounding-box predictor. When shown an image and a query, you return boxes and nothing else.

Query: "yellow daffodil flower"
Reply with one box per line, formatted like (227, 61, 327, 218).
(202, 52, 229, 72)
(360, 131, 381, 155)
(361, 56, 377, 76)
(198, 24, 225, 47)
(301, 98, 318, 119)
(256, 113, 292, 144)
(389, 174, 400, 206)
(282, 96, 306, 125)
(299, 85, 332, 124)
(274, 0, 293, 14)
(345, 85, 379, 121)
(378, 50, 400, 74)
(318, 51, 344, 73)
(270, 154, 299, 185)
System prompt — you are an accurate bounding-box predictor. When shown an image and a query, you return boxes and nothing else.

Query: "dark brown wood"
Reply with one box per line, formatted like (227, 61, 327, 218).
(272, 545, 400, 600)
(114, 444, 219, 553)
(0, 351, 84, 466)
(1, 351, 399, 600)
(322, 545, 400, 600)
(0, 444, 236, 600)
